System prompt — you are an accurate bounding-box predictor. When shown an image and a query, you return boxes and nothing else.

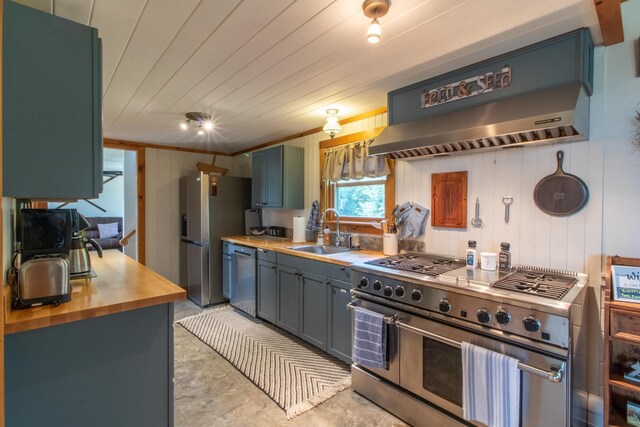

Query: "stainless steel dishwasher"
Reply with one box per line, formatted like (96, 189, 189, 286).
(230, 244, 257, 316)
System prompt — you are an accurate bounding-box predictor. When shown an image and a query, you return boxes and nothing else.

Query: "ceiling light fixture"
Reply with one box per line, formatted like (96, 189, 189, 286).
(362, 0, 390, 44)
(323, 109, 342, 139)
(179, 112, 214, 135)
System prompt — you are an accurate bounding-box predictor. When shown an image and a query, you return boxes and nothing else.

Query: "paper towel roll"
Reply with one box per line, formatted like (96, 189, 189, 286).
(292, 216, 306, 243)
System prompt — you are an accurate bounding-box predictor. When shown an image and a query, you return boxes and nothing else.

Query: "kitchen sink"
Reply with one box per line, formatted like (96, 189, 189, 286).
(289, 245, 350, 255)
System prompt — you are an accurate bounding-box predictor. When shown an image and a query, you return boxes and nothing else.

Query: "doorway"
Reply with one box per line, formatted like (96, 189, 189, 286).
(50, 147, 145, 263)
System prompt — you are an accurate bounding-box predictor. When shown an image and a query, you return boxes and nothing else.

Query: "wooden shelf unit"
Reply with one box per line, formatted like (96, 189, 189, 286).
(605, 256, 640, 427)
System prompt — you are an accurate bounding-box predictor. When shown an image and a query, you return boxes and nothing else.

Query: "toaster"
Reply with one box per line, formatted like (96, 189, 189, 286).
(16, 254, 71, 308)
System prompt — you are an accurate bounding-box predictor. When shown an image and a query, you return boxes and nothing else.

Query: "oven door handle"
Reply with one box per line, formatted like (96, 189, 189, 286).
(395, 320, 564, 384)
(346, 301, 398, 325)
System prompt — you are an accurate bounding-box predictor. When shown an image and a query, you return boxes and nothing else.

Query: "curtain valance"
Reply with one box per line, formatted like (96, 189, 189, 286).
(321, 140, 390, 182)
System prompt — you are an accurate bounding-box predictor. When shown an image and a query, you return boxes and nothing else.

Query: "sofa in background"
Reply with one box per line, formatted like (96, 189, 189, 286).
(85, 217, 123, 251)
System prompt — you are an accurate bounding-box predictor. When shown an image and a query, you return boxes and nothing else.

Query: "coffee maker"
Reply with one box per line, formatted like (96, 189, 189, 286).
(68, 211, 103, 275)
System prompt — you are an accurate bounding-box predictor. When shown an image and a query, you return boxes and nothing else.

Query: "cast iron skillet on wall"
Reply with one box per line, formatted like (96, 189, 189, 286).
(534, 150, 589, 216)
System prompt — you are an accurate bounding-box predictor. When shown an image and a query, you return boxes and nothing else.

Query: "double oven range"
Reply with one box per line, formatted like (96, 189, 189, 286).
(349, 253, 587, 427)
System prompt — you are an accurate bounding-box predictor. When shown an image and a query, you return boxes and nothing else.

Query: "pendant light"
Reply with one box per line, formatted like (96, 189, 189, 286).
(362, 0, 390, 44)
(323, 109, 342, 139)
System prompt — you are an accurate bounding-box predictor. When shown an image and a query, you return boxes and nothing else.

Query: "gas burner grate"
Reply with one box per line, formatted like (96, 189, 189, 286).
(365, 254, 465, 277)
(491, 269, 577, 300)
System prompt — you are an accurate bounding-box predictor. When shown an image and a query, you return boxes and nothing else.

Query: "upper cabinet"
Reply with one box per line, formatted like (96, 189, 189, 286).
(3, 0, 103, 199)
(251, 145, 304, 209)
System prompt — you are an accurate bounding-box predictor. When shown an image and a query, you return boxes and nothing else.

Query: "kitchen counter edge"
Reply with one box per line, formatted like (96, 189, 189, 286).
(4, 251, 186, 335)
(221, 236, 383, 266)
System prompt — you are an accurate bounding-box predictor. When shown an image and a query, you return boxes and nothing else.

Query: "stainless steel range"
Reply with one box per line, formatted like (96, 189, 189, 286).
(349, 252, 587, 427)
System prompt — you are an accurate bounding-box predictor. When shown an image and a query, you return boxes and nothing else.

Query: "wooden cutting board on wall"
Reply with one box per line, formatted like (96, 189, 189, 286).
(431, 171, 467, 228)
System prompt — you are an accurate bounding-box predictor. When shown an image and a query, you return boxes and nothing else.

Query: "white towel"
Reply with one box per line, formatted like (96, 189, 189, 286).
(462, 342, 520, 427)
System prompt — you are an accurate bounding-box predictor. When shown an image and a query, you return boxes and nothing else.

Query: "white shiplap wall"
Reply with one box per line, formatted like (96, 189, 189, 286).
(396, 141, 603, 274)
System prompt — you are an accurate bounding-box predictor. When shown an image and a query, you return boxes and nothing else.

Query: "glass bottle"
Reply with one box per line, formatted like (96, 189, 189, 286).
(499, 242, 511, 273)
(466, 240, 478, 269)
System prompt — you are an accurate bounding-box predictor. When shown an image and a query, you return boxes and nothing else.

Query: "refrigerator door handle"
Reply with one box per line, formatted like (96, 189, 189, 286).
(181, 238, 207, 247)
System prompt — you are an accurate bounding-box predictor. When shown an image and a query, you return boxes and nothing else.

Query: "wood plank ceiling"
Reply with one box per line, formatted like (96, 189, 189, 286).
(47, 0, 603, 154)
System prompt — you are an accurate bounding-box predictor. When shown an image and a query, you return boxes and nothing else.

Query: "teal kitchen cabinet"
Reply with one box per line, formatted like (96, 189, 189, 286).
(251, 145, 304, 209)
(299, 270, 328, 350)
(327, 278, 352, 364)
(6, 304, 175, 427)
(256, 249, 278, 324)
(222, 242, 234, 299)
(251, 150, 267, 208)
(261, 251, 353, 359)
(276, 264, 301, 335)
(326, 264, 352, 363)
(276, 253, 328, 350)
(3, 0, 103, 199)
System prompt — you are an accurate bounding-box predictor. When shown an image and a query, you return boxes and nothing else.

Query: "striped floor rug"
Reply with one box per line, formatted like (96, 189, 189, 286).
(177, 305, 351, 418)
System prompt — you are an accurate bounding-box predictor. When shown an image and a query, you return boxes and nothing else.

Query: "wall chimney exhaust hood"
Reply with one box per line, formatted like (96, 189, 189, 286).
(369, 83, 590, 160)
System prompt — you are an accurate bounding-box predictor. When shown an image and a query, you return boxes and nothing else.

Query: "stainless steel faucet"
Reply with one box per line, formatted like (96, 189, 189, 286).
(320, 208, 342, 247)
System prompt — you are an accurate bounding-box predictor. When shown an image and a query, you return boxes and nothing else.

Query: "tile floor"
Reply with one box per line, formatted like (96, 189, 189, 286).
(173, 299, 407, 427)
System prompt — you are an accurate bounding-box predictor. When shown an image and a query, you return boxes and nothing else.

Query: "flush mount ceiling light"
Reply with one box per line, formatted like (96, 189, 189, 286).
(179, 112, 214, 135)
(362, 0, 390, 44)
(323, 109, 342, 139)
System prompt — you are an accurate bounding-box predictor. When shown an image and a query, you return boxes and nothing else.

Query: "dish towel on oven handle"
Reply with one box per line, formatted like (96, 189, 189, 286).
(352, 306, 387, 370)
(462, 342, 520, 427)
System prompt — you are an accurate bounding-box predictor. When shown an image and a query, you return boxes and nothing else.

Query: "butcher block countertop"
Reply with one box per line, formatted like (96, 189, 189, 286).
(4, 251, 186, 335)
(221, 235, 384, 266)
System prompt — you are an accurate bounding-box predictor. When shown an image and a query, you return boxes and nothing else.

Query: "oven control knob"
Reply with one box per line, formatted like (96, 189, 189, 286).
(476, 309, 491, 323)
(438, 299, 451, 313)
(373, 280, 383, 291)
(411, 290, 423, 302)
(358, 277, 369, 289)
(395, 286, 405, 298)
(383, 286, 393, 297)
(495, 310, 511, 325)
(523, 316, 542, 333)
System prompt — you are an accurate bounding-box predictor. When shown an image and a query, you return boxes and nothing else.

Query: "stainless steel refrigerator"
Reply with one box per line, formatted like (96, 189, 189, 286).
(180, 172, 250, 307)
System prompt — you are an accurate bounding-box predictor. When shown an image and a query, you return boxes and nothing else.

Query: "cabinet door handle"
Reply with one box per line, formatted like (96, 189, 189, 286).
(326, 281, 331, 285)
(271, 266, 276, 270)
(262, 202, 269, 205)
(340, 267, 346, 271)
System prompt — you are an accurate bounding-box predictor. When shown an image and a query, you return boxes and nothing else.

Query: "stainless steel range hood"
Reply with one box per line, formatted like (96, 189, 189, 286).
(369, 84, 589, 160)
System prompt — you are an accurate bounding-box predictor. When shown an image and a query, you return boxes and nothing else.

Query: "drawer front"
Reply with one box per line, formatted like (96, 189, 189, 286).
(327, 264, 351, 282)
(257, 248, 277, 263)
(277, 253, 326, 276)
(611, 308, 640, 343)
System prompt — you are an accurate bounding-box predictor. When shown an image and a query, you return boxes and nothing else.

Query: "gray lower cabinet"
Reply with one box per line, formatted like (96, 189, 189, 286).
(327, 278, 352, 363)
(299, 271, 328, 350)
(259, 252, 352, 361)
(257, 259, 277, 323)
(276, 265, 300, 335)
(222, 242, 234, 299)
(6, 304, 174, 427)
